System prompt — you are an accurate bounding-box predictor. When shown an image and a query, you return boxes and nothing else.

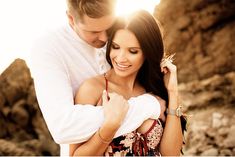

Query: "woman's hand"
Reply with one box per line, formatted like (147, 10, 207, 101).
(161, 54, 179, 109)
(160, 54, 178, 93)
(102, 90, 129, 130)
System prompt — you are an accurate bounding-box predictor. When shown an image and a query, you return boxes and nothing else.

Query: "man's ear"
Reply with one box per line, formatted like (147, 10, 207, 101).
(66, 10, 75, 28)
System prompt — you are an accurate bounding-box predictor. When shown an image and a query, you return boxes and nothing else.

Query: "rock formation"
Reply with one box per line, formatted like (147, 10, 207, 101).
(0, 0, 235, 155)
(155, 0, 235, 82)
(179, 72, 235, 155)
(155, 0, 235, 155)
(0, 59, 59, 155)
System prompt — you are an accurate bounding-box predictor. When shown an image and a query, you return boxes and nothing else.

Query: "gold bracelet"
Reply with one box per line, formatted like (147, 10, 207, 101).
(98, 128, 112, 144)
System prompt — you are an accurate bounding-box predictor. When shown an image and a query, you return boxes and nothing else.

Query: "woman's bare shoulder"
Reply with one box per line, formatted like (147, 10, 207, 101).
(82, 75, 105, 88)
(75, 75, 105, 105)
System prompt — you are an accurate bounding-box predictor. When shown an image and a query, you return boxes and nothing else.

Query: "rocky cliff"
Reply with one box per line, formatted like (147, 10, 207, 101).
(0, 0, 235, 155)
(0, 59, 59, 155)
(155, 0, 235, 155)
(155, 0, 235, 83)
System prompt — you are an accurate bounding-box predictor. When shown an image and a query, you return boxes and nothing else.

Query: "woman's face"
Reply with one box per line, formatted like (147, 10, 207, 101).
(110, 29, 145, 77)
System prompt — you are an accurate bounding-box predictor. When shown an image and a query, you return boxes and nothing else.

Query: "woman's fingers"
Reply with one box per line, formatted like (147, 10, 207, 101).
(160, 57, 178, 91)
(161, 60, 177, 74)
(102, 92, 129, 128)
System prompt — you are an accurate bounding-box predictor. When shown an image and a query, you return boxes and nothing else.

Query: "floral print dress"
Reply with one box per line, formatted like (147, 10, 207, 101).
(103, 74, 163, 156)
(104, 119, 163, 156)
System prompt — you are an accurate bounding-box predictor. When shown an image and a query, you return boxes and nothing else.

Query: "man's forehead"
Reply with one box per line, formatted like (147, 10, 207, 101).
(78, 14, 116, 32)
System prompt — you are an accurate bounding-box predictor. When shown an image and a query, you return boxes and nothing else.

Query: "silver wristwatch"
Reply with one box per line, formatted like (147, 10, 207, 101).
(166, 106, 183, 117)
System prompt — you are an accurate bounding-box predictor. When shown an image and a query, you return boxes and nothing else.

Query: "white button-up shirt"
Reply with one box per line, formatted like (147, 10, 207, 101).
(29, 23, 160, 155)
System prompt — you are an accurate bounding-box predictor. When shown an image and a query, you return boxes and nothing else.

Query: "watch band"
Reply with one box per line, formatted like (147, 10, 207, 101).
(166, 106, 183, 117)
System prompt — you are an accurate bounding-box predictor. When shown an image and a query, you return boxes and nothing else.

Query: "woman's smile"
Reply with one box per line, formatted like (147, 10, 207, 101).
(114, 60, 131, 71)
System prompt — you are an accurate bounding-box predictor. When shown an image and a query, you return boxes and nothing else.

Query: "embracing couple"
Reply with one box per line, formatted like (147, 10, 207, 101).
(30, 0, 186, 156)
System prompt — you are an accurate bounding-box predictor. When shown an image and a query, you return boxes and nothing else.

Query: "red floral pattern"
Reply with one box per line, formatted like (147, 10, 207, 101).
(104, 119, 163, 156)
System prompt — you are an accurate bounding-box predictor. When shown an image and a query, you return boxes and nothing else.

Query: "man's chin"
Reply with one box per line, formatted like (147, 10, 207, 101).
(93, 42, 106, 48)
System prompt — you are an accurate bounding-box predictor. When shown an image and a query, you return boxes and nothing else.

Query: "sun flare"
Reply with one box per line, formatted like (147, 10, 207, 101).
(0, 0, 161, 74)
(115, 0, 160, 16)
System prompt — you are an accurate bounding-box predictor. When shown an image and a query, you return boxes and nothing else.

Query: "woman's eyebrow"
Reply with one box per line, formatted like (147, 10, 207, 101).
(112, 41, 141, 49)
(112, 41, 119, 46)
(129, 47, 141, 49)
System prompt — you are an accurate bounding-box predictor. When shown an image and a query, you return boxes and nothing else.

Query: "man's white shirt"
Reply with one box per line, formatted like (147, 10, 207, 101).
(30, 23, 160, 155)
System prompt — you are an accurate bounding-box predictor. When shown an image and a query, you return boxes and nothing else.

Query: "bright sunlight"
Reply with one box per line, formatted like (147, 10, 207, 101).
(115, 0, 160, 16)
(0, 0, 160, 74)
(0, 0, 66, 74)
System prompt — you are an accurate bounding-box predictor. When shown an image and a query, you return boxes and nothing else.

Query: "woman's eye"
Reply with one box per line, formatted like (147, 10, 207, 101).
(111, 43, 119, 49)
(90, 31, 100, 35)
(129, 49, 138, 54)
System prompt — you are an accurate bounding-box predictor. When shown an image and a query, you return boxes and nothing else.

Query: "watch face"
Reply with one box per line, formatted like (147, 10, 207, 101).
(176, 107, 182, 117)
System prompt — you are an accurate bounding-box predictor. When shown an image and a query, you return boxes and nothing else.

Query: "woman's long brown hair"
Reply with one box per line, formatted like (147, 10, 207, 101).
(106, 10, 187, 150)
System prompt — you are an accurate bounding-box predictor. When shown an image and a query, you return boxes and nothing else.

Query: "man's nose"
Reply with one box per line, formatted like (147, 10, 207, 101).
(98, 31, 108, 42)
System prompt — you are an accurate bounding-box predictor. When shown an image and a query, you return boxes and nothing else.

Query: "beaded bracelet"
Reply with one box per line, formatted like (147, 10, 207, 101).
(98, 128, 112, 144)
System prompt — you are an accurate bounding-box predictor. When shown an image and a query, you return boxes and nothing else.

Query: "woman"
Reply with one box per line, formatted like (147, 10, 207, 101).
(70, 10, 186, 156)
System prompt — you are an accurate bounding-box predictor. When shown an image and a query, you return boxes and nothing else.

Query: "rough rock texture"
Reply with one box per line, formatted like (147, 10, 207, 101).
(0, 59, 59, 156)
(155, 0, 235, 82)
(155, 0, 235, 155)
(179, 72, 235, 155)
(0, 0, 235, 155)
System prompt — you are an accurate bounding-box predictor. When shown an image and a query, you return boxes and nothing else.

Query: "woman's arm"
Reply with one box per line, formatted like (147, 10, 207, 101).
(70, 120, 119, 156)
(159, 91, 183, 156)
(159, 59, 183, 156)
(70, 79, 129, 156)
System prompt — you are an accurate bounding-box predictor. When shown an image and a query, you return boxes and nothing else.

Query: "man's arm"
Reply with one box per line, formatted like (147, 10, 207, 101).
(29, 41, 160, 144)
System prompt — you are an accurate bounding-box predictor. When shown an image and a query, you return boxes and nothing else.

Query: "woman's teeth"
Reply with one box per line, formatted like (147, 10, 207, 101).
(116, 63, 130, 68)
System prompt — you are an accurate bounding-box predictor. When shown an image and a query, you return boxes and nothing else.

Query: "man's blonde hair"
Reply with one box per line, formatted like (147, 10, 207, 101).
(67, 0, 116, 22)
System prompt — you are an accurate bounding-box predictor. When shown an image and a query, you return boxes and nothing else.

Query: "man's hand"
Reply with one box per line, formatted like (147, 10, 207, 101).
(102, 90, 129, 130)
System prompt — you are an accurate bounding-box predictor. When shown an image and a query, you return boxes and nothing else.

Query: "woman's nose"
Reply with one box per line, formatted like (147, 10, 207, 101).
(116, 50, 127, 62)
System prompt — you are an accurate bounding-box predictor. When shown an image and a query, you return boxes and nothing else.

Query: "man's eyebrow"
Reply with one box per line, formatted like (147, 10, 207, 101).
(87, 30, 103, 33)
(82, 30, 102, 33)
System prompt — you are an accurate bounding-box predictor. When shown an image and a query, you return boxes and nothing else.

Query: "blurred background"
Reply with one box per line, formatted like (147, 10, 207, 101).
(0, 0, 235, 155)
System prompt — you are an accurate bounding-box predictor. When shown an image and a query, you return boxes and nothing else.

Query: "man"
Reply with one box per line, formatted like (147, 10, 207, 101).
(30, 0, 161, 155)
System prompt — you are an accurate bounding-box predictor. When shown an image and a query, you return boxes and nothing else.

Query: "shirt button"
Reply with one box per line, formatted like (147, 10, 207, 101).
(100, 65, 105, 70)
